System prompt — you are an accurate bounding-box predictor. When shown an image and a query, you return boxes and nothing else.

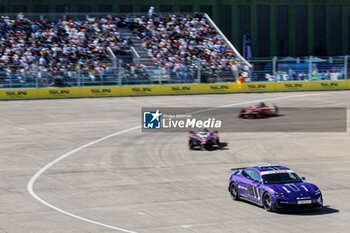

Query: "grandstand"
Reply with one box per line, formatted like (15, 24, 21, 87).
(0, 12, 250, 88)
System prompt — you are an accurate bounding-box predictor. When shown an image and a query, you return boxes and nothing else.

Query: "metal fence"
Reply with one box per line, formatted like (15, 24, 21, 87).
(249, 56, 348, 82)
(0, 64, 239, 88)
(2, 56, 349, 88)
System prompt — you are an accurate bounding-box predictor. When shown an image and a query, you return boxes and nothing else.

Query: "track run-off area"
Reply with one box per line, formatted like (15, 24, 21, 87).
(1, 91, 350, 233)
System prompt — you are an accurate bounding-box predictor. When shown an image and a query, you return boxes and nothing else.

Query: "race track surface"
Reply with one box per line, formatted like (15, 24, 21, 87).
(1, 91, 350, 233)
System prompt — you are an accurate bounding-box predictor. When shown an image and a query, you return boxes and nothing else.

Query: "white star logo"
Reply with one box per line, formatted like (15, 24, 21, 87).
(150, 109, 162, 122)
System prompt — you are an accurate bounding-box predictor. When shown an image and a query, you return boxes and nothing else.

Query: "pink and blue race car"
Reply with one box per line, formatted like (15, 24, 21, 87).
(228, 165, 323, 211)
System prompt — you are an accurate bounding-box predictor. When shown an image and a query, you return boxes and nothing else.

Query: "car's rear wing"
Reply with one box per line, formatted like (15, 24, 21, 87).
(229, 165, 283, 173)
(258, 164, 282, 168)
(229, 167, 247, 173)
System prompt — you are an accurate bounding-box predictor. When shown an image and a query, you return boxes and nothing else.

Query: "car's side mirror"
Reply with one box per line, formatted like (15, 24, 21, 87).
(253, 180, 261, 185)
(189, 131, 194, 134)
(301, 177, 306, 180)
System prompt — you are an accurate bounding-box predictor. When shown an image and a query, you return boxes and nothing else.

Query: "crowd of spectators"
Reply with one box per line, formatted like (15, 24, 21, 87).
(263, 69, 345, 82)
(0, 12, 247, 87)
(0, 14, 131, 82)
(129, 13, 244, 76)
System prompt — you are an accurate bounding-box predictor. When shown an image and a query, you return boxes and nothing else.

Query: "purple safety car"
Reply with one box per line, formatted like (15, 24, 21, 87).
(228, 165, 323, 211)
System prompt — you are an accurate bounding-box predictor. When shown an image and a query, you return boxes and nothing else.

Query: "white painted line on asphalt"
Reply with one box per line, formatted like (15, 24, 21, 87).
(193, 91, 346, 114)
(27, 126, 141, 233)
(180, 224, 193, 228)
(27, 91, 348, 232)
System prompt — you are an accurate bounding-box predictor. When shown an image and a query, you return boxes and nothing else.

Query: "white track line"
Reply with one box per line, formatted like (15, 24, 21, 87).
(27, 91, 348, 232)
(27, 126, 141, 233)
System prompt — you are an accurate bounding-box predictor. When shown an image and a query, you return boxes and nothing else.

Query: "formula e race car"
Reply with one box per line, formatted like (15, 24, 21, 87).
(239, 102, 278, 118)
(188, 128, 221, 150)
(228, 165, 323, 212)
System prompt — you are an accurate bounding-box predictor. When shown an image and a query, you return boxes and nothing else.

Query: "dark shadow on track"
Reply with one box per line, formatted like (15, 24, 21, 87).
(230, 200, 339, 215)
(238, 114, 285, 120)
(190, 142, 229, 151)
(270, 114, 284, 118)
(277, 205, 339, 216)
(207, 142, 229, 151)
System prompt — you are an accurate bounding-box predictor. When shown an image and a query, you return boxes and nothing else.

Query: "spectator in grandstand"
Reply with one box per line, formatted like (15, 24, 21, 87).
(325, 71, 331, 80)
(0, 18, 8, 40)
(298, 71, 306, 80)
(148, 7, 155, 18)
(17, 12, 25, 21)
(291, 71, 297, 80)
(311, 70, 318, 80)
(316, 70, 322, 80)
(288, 67, 293, 76)
(238, 74, 245, 83)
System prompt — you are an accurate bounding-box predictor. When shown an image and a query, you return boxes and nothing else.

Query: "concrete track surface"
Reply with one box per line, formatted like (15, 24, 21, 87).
(1, 91, 350, 233)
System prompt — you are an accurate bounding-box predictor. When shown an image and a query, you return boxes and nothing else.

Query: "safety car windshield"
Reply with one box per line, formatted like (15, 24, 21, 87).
(262, 172, 302, 184)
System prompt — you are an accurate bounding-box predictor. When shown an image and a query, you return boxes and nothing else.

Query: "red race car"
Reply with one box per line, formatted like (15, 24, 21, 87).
(188, 128, 221, 150)
(239, 102, 278, 119)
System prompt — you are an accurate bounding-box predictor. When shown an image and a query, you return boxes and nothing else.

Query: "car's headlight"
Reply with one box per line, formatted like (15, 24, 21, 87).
(275, 192, 287, 197)
(317, 196, 323, 204)
(315, 189, 321, 195)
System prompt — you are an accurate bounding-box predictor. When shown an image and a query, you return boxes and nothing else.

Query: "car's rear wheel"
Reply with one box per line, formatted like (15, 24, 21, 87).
(229, 182, 239, 200)
(263, 192, 274, 211)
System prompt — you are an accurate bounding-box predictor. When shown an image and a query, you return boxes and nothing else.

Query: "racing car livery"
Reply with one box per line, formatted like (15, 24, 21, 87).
(188, 128, 221, 150)
(228, 165, 323, 211)
(239, 102, 278, 118)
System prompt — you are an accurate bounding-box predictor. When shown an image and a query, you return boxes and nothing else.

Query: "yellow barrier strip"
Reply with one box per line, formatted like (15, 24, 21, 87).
(0, 81, 349, 100)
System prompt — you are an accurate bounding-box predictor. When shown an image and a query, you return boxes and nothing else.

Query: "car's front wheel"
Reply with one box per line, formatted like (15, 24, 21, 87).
(229, 182, 239, 200)
(189, 139, 195, 150)
(263, 192, 274, 211)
